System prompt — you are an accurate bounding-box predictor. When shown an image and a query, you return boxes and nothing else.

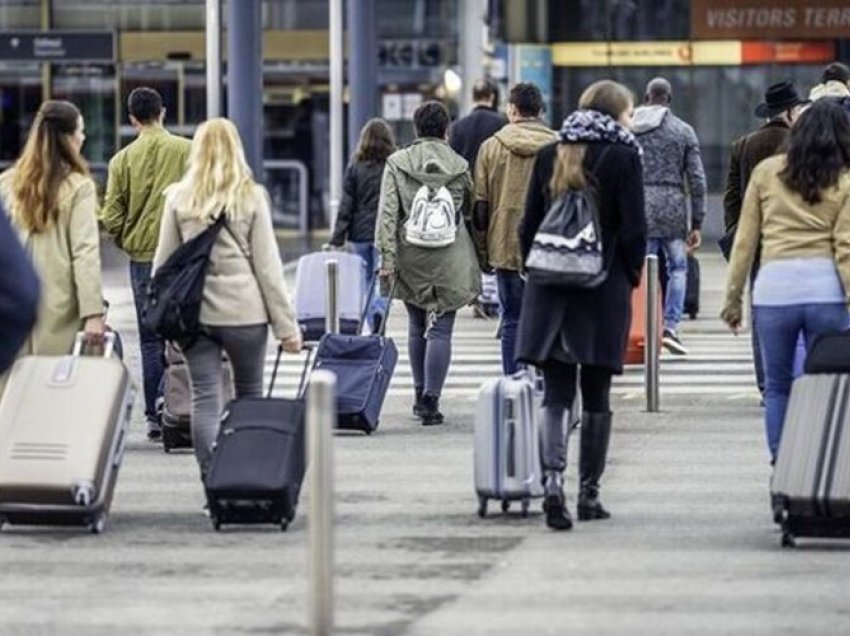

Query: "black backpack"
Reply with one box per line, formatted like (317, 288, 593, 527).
(143, 214, 226, 345)
(524, 149, 610, 289)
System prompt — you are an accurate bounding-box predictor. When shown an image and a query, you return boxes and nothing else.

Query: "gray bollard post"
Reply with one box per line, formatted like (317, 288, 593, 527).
(325, 260, 340, 335)
(645, 255, 661, 412)
(308, 369, 336, 636)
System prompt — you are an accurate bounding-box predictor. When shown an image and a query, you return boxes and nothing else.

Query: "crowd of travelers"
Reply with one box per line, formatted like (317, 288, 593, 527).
(1, 60, 849, 531)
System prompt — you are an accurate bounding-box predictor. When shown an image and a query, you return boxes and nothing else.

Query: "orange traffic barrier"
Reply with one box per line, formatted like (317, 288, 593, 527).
(624, 264, 663, 365)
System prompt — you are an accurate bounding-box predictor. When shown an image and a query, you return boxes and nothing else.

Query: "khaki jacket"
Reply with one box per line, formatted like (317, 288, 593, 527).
(101, 127, 191, 262)
(153, 185, 298, 340)
(0, 171, 103, 356)
(473, 120, 555, 270)
(723, 155, 850, 319)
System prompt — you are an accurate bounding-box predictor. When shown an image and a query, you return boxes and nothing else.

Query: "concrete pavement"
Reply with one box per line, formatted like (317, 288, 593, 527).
(2, 246, 850, 635)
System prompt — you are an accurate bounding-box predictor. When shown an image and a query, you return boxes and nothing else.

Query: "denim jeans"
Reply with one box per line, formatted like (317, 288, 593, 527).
(495, 269, 524, 375)
(405, 304, 456, 396)
(754, 302, 849, 461)
(647, 238, 687, 332)
(350, 242, 389, 333)
(129, 261, 165, 422)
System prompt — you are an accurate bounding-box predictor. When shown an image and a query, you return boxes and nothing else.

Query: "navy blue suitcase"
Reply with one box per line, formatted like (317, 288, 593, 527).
(312, 333, 398, 434)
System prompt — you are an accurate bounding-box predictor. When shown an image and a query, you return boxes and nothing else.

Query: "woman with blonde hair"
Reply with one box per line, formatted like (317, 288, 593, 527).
(153, 118, 301, 478)
(0, 100, 104, 362)
(516, 80, 647, 530)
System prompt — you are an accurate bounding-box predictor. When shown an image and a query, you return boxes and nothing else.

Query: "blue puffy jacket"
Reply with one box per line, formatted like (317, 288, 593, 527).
(0, 205, 39, 373)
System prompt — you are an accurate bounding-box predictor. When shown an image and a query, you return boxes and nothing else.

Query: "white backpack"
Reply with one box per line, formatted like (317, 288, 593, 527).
(404, 185, 458, 248)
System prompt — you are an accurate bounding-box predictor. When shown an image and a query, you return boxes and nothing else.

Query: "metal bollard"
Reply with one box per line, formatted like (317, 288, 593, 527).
(325, 260, 340, 335)
(645, 255, 661, 412)
(308, 370, 336, 636)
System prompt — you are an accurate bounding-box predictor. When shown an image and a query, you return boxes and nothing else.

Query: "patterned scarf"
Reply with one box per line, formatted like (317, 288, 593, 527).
(558, 108, 641, 153)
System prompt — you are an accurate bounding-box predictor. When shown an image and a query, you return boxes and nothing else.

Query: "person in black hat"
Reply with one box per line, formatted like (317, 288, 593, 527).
(722, 80, 808, 402)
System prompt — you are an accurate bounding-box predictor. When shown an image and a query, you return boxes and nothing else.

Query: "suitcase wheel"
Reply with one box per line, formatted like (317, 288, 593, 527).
(89, 515, 106, 535)
(477, 497, 488, 518)
(781, 530, 796, 549)
(280, 521, 289, 532)
(520, 499, 530, 519)
(0, 516, 6, 531)
(688, 311, 698, 320)
(501, 500, 510, 514)
(211, 517, 222, 532)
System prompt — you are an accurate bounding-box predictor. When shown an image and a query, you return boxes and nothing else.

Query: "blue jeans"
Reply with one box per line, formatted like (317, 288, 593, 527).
(754, 302, 849, 461)
(350, 242, 389, 333)
(129, 262, 165, 422)
(496, 269, 524, 375)
(647, 238, 687, 332)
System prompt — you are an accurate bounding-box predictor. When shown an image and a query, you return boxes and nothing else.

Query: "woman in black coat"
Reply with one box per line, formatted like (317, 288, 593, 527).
(330, 118, 396, 332)
(516, 80, 647, 531)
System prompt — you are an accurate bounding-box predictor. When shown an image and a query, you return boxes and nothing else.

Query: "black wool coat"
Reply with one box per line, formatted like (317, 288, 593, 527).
(449, 106, 507, 172)
(331, 159, 386, 244)
(516, 142, 647, 374)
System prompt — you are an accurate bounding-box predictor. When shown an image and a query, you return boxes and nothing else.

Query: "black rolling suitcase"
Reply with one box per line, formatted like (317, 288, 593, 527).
(204, 346, 311, 532)
(658, 251, 700, 319)
(772, 331, 850, 547)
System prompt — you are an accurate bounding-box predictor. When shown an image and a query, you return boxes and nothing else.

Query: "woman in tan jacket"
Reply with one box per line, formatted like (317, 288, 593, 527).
(153, 118, 301, 478)
(722, 99, 850, 463)
(0, 100, 105, 361)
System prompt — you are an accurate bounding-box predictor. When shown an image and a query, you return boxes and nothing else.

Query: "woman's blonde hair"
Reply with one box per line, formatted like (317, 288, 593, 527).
(10, 100, 88, 233)
(167, 118, 257, 220)
(550, 80, 634, 196)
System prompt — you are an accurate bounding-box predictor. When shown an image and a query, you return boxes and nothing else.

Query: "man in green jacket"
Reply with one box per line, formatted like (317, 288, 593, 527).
(473, 82, 555, 374)
(101, 87, 191, 441)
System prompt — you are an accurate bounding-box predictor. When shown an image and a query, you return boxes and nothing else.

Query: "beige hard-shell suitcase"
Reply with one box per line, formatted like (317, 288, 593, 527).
(0, 334, 134, 534)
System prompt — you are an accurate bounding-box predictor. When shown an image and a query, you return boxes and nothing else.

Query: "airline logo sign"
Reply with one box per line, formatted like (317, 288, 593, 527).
(692, 0, 850, 39)
(552, 41, 835, 67)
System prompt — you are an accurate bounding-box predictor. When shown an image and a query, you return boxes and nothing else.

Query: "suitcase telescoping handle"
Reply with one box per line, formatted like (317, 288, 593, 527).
(267, 345, 313, 399)
(72, 331, 117, 358)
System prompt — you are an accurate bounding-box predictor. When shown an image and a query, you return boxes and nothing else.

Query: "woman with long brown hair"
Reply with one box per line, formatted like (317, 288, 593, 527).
(329, 117, 397, 332)
(0, 100, 104, 360)
(516, 80, 647, 530)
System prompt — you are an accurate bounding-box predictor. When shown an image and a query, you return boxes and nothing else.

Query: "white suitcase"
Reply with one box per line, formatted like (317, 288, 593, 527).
(294, 251, 365, 342)
(474, 372, 545, 518)
(0, 334, 134, 534)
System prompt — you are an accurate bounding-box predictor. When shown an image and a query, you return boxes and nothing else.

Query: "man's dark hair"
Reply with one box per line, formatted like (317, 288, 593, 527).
(821, 62, 850, 85)
(128, 87, 164, 124)
(646, 77, 672, 105)
(472, 78, 499, 104)
(413, 101, 450, 139)
(509, 82, 544, 117)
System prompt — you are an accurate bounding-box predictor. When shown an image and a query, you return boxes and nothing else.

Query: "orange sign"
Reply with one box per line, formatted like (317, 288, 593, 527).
(693, 0, 850, 40)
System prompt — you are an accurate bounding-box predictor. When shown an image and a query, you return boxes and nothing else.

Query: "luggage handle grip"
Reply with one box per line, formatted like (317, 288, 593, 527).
(73, 332, 116, 358)
(267, 344, 313, 400)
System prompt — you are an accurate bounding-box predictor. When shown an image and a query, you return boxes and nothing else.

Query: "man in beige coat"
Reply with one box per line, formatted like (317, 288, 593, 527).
(473, 82, 555, 374)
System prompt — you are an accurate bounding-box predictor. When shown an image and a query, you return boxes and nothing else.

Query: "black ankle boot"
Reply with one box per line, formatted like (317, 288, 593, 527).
(578, 412, 612, 521)
(543, 471, 572, 531)
(420, 393, 444, 426)
(413, 386, 425, 418)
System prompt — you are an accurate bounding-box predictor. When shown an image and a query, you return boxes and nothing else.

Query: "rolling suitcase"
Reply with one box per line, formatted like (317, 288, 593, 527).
(295, 250, 365, 342)
(474, 371, 545, 518)
(161, 342, 235, 453)
(204, 347, 311, 532)
(0, 334, 134, 534)
(625, 265, 663, 365)
(474, 273, 500, 319)
(772, 373, 850, 547)
(773, 331, 850, 546)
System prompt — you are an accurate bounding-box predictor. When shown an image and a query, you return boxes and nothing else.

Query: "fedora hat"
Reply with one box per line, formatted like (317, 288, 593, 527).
(755, 81, 809, 118)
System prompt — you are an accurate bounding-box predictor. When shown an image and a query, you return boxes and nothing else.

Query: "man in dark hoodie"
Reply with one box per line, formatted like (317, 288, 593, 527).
(0, 205, 39, 376)
(474, 82, 555, 374)
(633, 77, 706, 356)
(449, 78, 506, 172)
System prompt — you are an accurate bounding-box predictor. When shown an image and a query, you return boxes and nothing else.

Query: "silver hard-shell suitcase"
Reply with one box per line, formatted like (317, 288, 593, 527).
(474, 373, 545, 518)
(772, 373, 850, 547)
(0, 334, 134, 534)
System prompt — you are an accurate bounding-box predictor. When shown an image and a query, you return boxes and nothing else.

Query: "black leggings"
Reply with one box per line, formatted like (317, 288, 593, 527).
(542, 360, 612, 413)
